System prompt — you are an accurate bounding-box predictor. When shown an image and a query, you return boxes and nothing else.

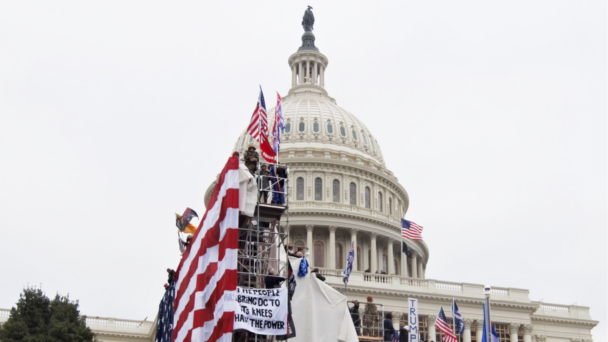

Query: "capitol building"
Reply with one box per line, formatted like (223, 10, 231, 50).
(1, 14, 597, 342)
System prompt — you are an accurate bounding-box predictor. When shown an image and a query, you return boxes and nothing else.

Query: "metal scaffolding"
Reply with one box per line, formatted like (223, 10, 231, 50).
(233, 162, 292, 342)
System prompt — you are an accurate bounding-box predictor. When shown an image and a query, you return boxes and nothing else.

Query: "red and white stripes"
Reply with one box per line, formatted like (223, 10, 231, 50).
(173, 156, 240, 342)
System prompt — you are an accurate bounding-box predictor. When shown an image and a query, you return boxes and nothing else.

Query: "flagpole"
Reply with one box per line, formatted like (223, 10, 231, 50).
(452, 298, 456, 339)
(484, 287, 493, 342)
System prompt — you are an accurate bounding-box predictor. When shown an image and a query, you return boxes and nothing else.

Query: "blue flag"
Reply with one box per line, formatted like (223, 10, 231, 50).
(343, 242, 355, 283)
(452, 300, 465, 338)
(155, 279, 176, 342)
(481, 299, 500, 342)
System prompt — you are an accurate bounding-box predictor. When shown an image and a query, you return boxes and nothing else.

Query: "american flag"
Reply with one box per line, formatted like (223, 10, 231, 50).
(272, 93, 284, 153)
(155, 280, 175, 342)
(172, 156, 240, 342)
(401, 219, 423, 240)
(435, 306, 458, 342)
(247, 87, 269, 144)
(392, 330, 399, 342)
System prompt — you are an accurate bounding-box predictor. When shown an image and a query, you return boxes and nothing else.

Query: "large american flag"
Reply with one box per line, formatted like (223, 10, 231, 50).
(172, 156, 240, 342)
(247, 87, 269, 144)
(272, 93, 284, 153)
(401, 219, 423, 240)
(435, 307, 458, 342)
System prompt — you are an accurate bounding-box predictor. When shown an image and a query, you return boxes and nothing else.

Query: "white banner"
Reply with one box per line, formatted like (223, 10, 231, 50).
(233, 287, 288, 335)
(408, 298, 419, 342)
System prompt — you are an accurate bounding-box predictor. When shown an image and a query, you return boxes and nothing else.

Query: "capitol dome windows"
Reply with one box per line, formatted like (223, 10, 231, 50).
(349, 183, 357, 205)
(313, 119, 320, 133)
(298, 118, 305, 132)
(332, 179, 340, 203)
(378, 192, 383, 212)
(326, 121, 334, 134)
(351, 128, 358, 141)
(389, 197, 393, 215)
(314, 177, 323, 201)
(285, 120, 291, 133)
(365, 187, 371, 209)
(339, 124, 346, 137)
(296, 177, 304, 200)
(362, 132, 368, 146)
(314, 241, 325, 267)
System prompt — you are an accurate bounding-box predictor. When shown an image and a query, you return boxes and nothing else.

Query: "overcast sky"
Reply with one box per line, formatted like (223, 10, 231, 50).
(0, 1, 605, 340)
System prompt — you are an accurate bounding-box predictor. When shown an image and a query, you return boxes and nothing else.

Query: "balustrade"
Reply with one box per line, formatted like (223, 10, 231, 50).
(540, 304, 570, 313)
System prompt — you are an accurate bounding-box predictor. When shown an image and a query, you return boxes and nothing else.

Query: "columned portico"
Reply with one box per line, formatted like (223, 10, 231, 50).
(306, 224, 314, 264)
(387, 240, 395, 274)
(370, 233, 377, 273)
(510, 323, 519, 342)
(328, 226, 336, 269)
(475, 320, 484, 342)
(351, 228, 358, 271)
(411, 253, 418, 278)
(464, 319, 473, 342)
(427, 315, 436, 341)
(522, 324, 532, 342)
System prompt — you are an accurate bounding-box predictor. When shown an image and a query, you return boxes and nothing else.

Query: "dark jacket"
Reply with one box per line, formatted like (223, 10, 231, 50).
(349, 305, 361, 327)
(259, 170, 271, 190)
(399, 327, 408, 342)
(384, 318, 395, 342)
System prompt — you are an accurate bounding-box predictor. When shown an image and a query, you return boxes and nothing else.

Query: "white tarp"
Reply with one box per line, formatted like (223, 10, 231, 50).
(238, 161, 257, 217)
(234, 287, 288, 335)
(288, 257, 359, 342)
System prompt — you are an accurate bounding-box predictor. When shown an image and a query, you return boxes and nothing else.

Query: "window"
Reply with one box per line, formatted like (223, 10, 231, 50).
(352, 129, 358, 141)
(327, 122, 333, 134)
(332, 179, 340, 203)
(313, 120, 320, 133)
(340, 125, 346, 137)
(357, 247, 362, 271)
(378, 192, 383, 212)
(335, 243, 343, 269)
(365, 187, 370, 209)
(314, 177, 322, 201)
(369, 137, 375, 151)
(389, 197, 393, 215)
(367, 249, 371, 271)
(285, 121, 291, 133)
(298, 121, 305, 132)
(314, 241, 325, 267)
(294, 240, 305, 247)
(349, 182, 357, 205)
(362, 133, 368, 146)
(296, 177, 304, 200)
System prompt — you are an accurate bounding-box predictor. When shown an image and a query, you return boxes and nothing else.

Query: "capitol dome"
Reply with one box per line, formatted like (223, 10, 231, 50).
(229, 27, 429, 276)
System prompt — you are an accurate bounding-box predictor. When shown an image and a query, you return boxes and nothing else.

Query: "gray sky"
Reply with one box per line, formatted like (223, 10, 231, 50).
(0, 1, 605, 340)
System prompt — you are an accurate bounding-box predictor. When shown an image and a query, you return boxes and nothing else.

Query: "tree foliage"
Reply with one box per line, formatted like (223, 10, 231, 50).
(0, 287, 97, 342)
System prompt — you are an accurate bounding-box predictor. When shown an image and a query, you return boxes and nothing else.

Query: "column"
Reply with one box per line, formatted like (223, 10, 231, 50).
(417, 260, 424, 279)
(475, 321, 484, 342)
(410, 253, 418, 278)
(320, 66, 325, 86)
(463, 319, 473, 342)
(306, 61, 310, 82)
(284, 225, 291, 245)
(401, 248, 408, 277)
(312, 62, 318, 84)
(328, 226, 336, 269)
(387, 240, 395, 274)
(509, 323, 519, 342)
(522, 324, 532, 342)
(306, 224, 314, 264)
(291, 65, 296, 86)
(370, 233, 377, 273)
(298, 62, 302, 84)
(427, 315, 436, 342)
(351, 228, 358, 271)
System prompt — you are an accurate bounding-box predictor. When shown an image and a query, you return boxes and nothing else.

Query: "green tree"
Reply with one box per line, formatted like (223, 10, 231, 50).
(0, 287, 97, 342)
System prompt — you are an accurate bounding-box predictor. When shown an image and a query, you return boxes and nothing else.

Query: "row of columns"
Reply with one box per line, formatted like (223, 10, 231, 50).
(291, 60, 325, 87)
(287, 225, 425, 278)
(420, 317, 533, 342)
